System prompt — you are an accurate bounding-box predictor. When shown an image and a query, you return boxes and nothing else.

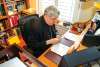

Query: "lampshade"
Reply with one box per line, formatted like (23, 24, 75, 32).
(95, 2, 100, 9)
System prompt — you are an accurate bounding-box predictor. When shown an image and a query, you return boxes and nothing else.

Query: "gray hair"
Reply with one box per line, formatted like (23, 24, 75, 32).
(44, 6, 60, 18)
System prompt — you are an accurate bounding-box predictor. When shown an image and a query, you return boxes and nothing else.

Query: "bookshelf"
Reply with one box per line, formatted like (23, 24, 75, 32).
(0, 0, 27, 48)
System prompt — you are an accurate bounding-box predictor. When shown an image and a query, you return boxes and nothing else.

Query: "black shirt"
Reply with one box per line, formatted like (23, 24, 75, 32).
(25, 15, 57, 57)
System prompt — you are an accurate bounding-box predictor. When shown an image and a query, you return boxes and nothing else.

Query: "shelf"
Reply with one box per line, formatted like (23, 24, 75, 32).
(0, 24, 18, 33)
(0, 3, 3, 4)
(21, 8, 36, 15)
(8, 12, 18, 16)
(0, 16, 7, 20)
(15, 0, 20, 2)
(0, 0, 27, 46)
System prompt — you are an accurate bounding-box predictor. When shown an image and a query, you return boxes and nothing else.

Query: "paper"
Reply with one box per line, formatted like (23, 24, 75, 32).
(60, 38, 74, 47)
(63, 31, 79, 41)
(0, 57, 27, 67)
(51, 43, 69, 56)
(51, 31, 79, 56)
(51, 37, 75, 56)
(95, 28, 100, 35)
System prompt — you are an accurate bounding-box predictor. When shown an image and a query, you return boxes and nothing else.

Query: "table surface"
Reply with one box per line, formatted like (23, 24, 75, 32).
(38, 22, 91, 67)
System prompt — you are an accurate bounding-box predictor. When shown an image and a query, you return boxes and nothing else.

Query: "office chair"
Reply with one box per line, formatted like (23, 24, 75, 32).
(18, 14, 40, 54)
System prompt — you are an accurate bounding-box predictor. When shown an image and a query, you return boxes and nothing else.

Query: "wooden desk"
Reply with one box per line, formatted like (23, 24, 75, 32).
(38, 44, 87, 67)
(38, 22, 91, 67)
(0, 45, 46, 67)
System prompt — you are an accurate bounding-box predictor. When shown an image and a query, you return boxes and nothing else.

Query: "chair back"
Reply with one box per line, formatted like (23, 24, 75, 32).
(19, 14, 40, 44)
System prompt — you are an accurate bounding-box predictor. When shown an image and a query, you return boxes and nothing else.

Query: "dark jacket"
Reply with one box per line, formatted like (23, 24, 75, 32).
(19, 15, 57, 57)
(82, 20, 100, 47)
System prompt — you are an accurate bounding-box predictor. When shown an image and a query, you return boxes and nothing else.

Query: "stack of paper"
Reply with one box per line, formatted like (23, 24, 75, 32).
(51, 31, 79, 56)
(63, 31, 79, 41)
(51, 43, 69, 56)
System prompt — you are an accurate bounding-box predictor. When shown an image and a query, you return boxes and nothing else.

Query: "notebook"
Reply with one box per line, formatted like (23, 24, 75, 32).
(44, 50, 62, 64)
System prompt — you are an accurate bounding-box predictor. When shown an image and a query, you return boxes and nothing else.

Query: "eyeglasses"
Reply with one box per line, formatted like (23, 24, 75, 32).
(49, 16, 59, 22)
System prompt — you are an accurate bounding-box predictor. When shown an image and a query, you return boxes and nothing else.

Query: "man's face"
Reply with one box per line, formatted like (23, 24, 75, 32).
(46, 15, 58, 26)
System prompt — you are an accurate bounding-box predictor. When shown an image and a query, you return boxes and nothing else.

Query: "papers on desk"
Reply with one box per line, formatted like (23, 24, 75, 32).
(0, 57, 27, 67)
(51, 38, 74, 56)
(63, 31, 79, 41)
(51, 43, 69, 56)
(51, 31, 76, 56)
(95, 28, 100, 35)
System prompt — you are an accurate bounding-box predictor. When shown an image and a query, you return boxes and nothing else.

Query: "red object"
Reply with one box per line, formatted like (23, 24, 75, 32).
(9, 14, 19, 27)
(70, 26, 79, 35)
(19, 52, 28, 62)
(71, 27, 78, 32)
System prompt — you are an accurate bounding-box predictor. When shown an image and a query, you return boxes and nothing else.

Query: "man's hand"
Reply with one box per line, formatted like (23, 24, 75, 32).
(67, 46, 75, 55)
(67, 43, 80, 55)
(46, 38, 60, 45)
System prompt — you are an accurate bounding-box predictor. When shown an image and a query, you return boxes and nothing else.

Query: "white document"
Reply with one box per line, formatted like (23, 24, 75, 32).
(51, 43, 69, 56)
(51, 31, 79, 56)
(95, 28, 100, 35)
(63, 31, 79, 41)
(0, 57, 27, 67)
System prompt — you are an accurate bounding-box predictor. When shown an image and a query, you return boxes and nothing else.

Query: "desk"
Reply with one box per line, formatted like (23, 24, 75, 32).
(0, 45, 46, 67)
(38, 44, 87, 67)
(38, 22, 91, 67)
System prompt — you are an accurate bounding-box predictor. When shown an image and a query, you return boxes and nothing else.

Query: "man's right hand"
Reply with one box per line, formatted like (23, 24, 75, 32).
(46, 38, 60, 45)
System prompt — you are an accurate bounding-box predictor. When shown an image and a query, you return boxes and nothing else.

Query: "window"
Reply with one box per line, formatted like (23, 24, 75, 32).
(37, 0, 95, 23)
(38, 0, 56, 16)
(57, 0, 76, 22)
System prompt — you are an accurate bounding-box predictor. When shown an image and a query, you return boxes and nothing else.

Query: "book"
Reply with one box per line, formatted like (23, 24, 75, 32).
(0, 4, 6, 16)
(7, 4, 14, 15)
(0, 4, 2, 16)
(16, 1, 25, 12)
(5, 0, 10, 3)
(44, 50, 62, 64)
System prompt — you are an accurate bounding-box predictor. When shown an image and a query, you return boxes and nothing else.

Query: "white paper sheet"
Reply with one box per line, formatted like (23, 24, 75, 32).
(63, 31, 79, 41)
(51, 30, 80, 56)
(95, 28, 100, 35)
(0, 57, 27, 67)
(51, 43, 69, 56)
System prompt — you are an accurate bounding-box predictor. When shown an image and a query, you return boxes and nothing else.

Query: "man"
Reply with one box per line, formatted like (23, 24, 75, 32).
(26, 6, 60, 57)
